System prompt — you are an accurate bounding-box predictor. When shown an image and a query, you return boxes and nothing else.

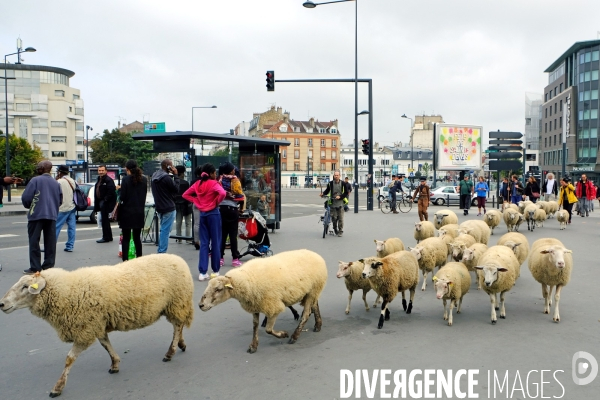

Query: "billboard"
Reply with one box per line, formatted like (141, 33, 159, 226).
(436, 124, 483, 171)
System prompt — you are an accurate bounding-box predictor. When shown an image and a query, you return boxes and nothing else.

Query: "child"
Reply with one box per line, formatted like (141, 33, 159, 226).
(218, 163, 245, 268)
(257, 194, 269, 219)
(183, 163, 226, 281)
(219, 167, 245, 205)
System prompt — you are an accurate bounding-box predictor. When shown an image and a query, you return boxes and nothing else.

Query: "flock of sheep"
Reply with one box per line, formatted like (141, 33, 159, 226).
(0, 200, 574, 398)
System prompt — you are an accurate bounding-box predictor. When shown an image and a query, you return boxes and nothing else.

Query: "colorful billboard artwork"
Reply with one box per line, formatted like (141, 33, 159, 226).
(436, 124, 483, 171)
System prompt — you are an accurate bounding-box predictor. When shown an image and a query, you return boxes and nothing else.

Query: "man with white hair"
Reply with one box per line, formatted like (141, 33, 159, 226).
(543, 173, 558, 201)
(320, 170, 347, 237)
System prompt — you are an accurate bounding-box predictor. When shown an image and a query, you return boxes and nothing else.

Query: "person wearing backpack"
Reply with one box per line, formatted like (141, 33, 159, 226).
(55, 165, 77, 252)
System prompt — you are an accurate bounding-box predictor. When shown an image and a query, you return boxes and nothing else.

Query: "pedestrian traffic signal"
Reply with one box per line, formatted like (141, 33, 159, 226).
(361, 139, 370, 155)
(266, 70, 275, 92)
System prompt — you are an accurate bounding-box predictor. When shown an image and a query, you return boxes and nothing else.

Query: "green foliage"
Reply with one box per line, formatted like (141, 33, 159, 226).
(0, 132, 44, 179)
(421, 162, 431, 177)
(89, 129, 155, 166)
(211, 145, 239, 160)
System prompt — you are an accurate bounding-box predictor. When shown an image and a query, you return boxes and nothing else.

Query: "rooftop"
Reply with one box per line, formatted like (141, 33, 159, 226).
(545, 39, 600, 73)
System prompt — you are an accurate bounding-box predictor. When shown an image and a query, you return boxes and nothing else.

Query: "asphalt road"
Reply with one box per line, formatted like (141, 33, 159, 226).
(0, 193, 599, 399)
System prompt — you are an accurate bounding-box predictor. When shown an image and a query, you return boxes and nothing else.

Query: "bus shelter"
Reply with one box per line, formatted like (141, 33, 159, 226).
(132, 131, 290, 243)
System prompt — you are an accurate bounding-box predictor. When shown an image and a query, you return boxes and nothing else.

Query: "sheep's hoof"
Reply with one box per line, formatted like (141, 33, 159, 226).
(162, 357, 172, 362)
(500, 315, 506, 319)
(491, 320, 497, 325)
(553, 317, 560, 322)
(443, 316, 448, 320)
(288, 338, 297, 344)
(421, 288, 425, 291)
(49, 392, 61, 398)
(345, 310, 350, 314)
(402, 299, 407, 311)
(457, 310, 461, 314)
(378, 315, 384, 329)
(406, 302, 413, 314)
(495, 307, 499, 310)
(108, 368, 119, 374)
(247, 347, 257, 354)
(543, 310, 549, 314)
(313, 326, 321, 332)
(365, 307, 369, 312)
(447, 322, 453, 326)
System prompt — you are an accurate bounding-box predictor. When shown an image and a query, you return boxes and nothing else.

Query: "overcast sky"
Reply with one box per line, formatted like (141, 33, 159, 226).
(2, 0, 599, 146)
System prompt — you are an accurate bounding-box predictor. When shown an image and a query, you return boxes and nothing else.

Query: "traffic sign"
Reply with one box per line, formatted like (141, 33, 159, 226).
(489, 139, 523, 145)
(489, 131, 523, 139)
(488, 152, 523, 159)
(144, 122, 166, 134)
(489, 160, 523, 171)
(488, 146, 523, 152)
(484, 149, 498, 153)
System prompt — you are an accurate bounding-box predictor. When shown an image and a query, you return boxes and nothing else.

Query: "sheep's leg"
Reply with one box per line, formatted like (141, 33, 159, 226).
(289, 301, 313, 343)
(499, 290, 507, 319)
(163, 322, 183, 362)
(549, 285, 554, 306)
(553, 285, 563, 322)
(378, 300, 389, 329)
(495, 293, 500, 310)
(542, 284, 550, 314)
(372, 294, 382, 307)
(98, 334, 121, 373)
(447, 299, 456, 326)
(361, 289, 370, 312)
(345, 289, 354, 314)
(421, 270, 428, 291)
(406, 288, 415, 314)
(264, 314, 288, 339)
(489, 292, 497, 324)
(248, 313, 260, 353)
(50, 341, 90, 398)
(177, 324, 186, 351)
(456, 296, 463, 314)
(289, 306, 300, 320)
(261, 315, 268, 327)
(401, 291, 407, 311)
(442, 299, 448, 321)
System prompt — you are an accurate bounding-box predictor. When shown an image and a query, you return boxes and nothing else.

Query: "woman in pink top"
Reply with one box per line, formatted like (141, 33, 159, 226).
(183, 163, 226, 281)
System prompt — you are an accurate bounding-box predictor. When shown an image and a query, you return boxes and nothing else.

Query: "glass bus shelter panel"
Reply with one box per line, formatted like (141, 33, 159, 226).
(239, 152, 279, 225)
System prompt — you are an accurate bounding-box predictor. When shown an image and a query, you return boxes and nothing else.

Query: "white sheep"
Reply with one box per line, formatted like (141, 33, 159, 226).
(474, 246, 520, 324)
(483, 209, 502, 235)
(546, 201, 559, 218)
(361, 251, 419, 329)
(199, 249, 327, 353)
(433, 262, 471, 326)
(556, 209, 569, 229)
(408, 237, 448, 291)
(0, 254, 194, 398)
(438, 223, 459, 240)
(374, 237, 405, 257)
(534, 208, 547, 228)
(528, 238, 573, 322)
(414, 221, 436, 243)
(503, 202, 519, 212)
(523, 204, 539, 231)
(503, 208, 524, 232)
(518, 200, 533, 214)
(536, 200, 551, 215)
(460, 243, 488, 289)
(433, 210, 459, 229)
(458, 219, 491, 245)
(337, 260, 381, 314)
(497, 232, 530, 277)
(449, 234, 477, 262)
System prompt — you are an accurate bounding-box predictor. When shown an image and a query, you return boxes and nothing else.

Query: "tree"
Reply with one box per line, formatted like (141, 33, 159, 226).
(421, 162, 431, 178)
(89, 129, 155, 166)
(0, 132, 44, 179)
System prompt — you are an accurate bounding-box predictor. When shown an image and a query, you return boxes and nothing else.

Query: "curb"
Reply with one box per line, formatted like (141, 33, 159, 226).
(0, 210, 27, 217)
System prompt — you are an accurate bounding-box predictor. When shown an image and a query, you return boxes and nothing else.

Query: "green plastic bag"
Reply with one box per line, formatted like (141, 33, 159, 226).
(128, 236, 136, 260)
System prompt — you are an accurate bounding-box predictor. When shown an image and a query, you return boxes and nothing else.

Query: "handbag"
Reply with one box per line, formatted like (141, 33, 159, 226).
(110, 202, 119, 222)
(532, 192, 540, 198)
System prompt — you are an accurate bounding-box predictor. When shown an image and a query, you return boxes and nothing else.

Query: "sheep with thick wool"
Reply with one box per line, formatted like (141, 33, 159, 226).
(483, 210, 502, 235)
(337, 260, 381, 314)
(0, 254, 194, 398)
(518, 200, 533, 214)
(502, 202, 519, 211)
(199, 249, 327, 353)
(556, 209, 569, 229)
(546, 201, 559, 218)
(536, 200, 551, 215)
(433, 262, 471, 326)
(503, 208, 525, 232)
(409, 237, 448, 291)
(529, 238, 573, 322)
(458, 219, 491, 245)
(524, 205, 546, 231)
(460, 243, 488, 290)
(433, 210, 459, 229)
(438, 223, 459, 240)
(414, 221, 436, 243)
(374, 237, 405, 257)
(360, 251, 419, 329)
(449, 234, 477, 262)
(497, 232, 529, 279)
(474, 246, 520, 324)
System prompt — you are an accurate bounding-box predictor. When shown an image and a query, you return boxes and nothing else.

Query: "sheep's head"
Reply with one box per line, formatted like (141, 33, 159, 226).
(361, 258, 383, 279)
(540, 246, 572, 269)
(507, 212, 517, 221)
(526, 209, 536, 219)
(199, 276, 233, 312)
(474, 264, 508, 287)
(415, 222, 423, 232)
(462, 248, 475, 262)
(450, 243, 466, 260)
(438, 229, 448, 238)
(433, 276, 452, 299)
(435, 213, 448, 224)
(502, 241, 521, 254)
(374, 240, 385, 253)
(486, 214, 495, 221)
(337, 261, 360, 279)
(457, 227, 472, 236)
(409, 246, 423, 260)
(0, 273, 46, 314)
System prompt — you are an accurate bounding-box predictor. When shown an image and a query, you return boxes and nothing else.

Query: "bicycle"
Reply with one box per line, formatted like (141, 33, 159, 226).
(380, 192, 413, 214)
(319, 197, 334, 238)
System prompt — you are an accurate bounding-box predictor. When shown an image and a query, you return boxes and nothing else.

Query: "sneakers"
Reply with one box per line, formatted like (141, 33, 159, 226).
(210, 272, 220, 279)
(477, 213, 482, 216)
(64, 248, 73, 252)
(198, 273, 209, 281)
(23, 268, 38, 275)
(337, 232, 343, 237)
(232, 259, 243, 267)
(219, 258, 225, 267)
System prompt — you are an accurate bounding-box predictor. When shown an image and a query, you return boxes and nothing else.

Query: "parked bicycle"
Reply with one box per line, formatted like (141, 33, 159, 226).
(380, 193, 413, 214)
(318, 180, 335, 238)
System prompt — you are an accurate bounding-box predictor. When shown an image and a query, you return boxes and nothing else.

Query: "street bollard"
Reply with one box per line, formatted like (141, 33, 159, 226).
(447, 194, 450, 207)
(492, 195, 495, 209)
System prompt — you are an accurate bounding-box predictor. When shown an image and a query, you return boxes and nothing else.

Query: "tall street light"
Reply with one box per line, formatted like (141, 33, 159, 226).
(85, 125, 92, 182)
(401, 114, 413, 172)
(304, 0, 359, 213)
(4, 46, 36, 202)
(191, 105, 217, 132)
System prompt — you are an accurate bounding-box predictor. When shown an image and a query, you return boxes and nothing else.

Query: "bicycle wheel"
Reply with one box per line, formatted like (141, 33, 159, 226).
(323, 210, 330, 238)
(399, 197, 413, 213)
(381, 199, 392, 214)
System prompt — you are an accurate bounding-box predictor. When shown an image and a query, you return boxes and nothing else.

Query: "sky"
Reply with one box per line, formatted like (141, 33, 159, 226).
(2, 0, 599, 147)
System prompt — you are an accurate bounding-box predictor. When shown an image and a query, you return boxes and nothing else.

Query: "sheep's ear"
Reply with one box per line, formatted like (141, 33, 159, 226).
(224, 283, 234, 289)
(408, 247, 413, 251)
(373, 239, 377, 243)
(474, 265, 483, 270)
(514, 243, 521, 247)
(540, 250, 551, 254)
(564, 249, 572, 254)
(28, 277, 46, 295)
(497, 267, 508, 272)
(373, 261, 383, 268)
(358, 259, 364, 263)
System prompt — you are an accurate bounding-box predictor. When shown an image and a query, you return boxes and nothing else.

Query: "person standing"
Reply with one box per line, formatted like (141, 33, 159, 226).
(118, 160, 147, 262)
(500, 177, 509, 210)
(558, 177, 577, 224)
(183, 163, 226, 281)
(508, 174, 524, 205)
(391, 175, 405, 214)
(94, 165, 117, 243)
(217, 162, 245, 268)
(55, 165, 77, 252)
(575, 174, 594, 217)
(413, 176, 431, 221)
(475, 176, 489, 215)
(174, 165, 192, 242)
(543, 173, 558, 201)
(151, 159, 180, 253)
(457, 174, 473, 216)
(343, 176, 352, 212)
(524, 176, 541, 204)
(22, 161, 62, 274)
(321, 170, 347, 237)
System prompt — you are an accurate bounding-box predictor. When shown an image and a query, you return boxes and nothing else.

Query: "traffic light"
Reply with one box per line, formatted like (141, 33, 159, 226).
(361, 139, 370, 155)
(266, 70, 275, 92)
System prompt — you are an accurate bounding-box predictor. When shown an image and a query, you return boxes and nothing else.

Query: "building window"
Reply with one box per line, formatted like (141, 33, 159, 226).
(554, 103, 557, 114)
(77, 152, 84, 160)
(54, 90, 65, 97)
(331, 128, 337, 133)
(549, 107, 552, 117)
(554, 119, 557, 130)
(76, 139, 83, 145)
(73, 94, 80, 100)
(332, 150, 337, 159)
(294, 138, 300, 146)
(294, 150, 300, 159)
(294, 163, 300, 171)
(559, 134, 562, 143)
(19, 119, 27, 139)
(320, 163, 326, 170)
(332, 139, 337, 148)
(331, 163, 336, 171)
(75, 108, 84, 116)
(16, 103, 30, 111)
(554, 135, 556, 146)
(560, 100, 563, 111)
(76, 122, 84, 131)
(545, 93, 548, 102)
(545, 123, 547, 133)
(545, 108, 548, 118)
(321, 139, 326, 147)
(32, 103, 48, 111)
(321, 150, 326, 159)
(560, 83, 563, 92)
(282, 149, 287, 159)
(559, 116, 562, 128)
(308, 138, 313, 147)
(51, 136, 67, 143)
(319, 128, 325, 133)
(281, 163, 287, 171)
(51, 151, 66, 158)
(51, 121, 67, 128)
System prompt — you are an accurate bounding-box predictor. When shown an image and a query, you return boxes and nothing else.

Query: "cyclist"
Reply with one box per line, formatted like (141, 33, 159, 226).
(320, 170, 347, 237)
(389, 174, 404, 214)
(413, 176, 431, 221)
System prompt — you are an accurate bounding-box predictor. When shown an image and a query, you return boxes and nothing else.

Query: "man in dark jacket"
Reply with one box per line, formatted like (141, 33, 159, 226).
(94, 165, 117, 243)
(151, 159, 180, 253)
(321, 170, 347, 237)
(174, 165, 191, 241)
(508, 174, 524, 205)
(22, 161, 62, 274)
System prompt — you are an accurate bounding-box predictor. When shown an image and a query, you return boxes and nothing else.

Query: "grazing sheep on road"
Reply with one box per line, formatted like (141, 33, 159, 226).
(414, 221, 436, 243)
(556, 209, 569, 229)
(503, 209, 525, 232)
(460, 243, 488, 289)
(433, 210, 459, 229)
(433, 262, 471, 326)
(483, 210, 502, 235)
(199, 249, 327, 353)
(518, 200, 533, 214)
(529, 238, 573, 322)
(409, 237, 448, 291)
(374, 237, 405, 257)
(458, 219, 491, 245)
(497, 232, 529, 279)
(0, 254, 194, 398)
(361, 251, 419, 329)
(337, 260, 381, 314)
(450, 234, 477, 262)
(524, 204, 539, 231)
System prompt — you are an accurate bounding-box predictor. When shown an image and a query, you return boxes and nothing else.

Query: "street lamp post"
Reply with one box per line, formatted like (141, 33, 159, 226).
(401, 114, 413, 171)
(85, 125, 92, 182)
(3, 46, 36, 202)
(304, 0, 359, 213)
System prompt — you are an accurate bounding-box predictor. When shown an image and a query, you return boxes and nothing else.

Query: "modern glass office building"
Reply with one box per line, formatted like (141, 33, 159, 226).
(0, 63, 84, 166)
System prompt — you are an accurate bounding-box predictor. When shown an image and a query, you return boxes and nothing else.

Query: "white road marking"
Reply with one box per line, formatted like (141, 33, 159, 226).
(0, 234, 18, 238)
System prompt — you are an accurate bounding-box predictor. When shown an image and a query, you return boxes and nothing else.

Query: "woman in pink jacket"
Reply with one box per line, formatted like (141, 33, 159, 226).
(183, 163, 226, 281)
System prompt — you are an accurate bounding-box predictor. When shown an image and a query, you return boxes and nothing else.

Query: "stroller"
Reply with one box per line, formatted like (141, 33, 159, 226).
(238, 210, 273, 259)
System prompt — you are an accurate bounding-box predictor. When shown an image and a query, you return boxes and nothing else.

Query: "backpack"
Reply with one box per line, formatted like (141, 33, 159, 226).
(65, 178, 89, 212)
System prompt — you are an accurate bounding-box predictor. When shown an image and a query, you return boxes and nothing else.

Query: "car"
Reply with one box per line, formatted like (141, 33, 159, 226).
(428, 186, 482, 206)
(377, 183, 412, 201)
(75, 183, 97, 223)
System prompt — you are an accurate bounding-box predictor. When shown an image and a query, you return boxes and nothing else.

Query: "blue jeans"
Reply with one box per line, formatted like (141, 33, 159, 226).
(157, 210, 176, 253)
(55, 209, 76, 250)
(199, 208, 221, 274)
(511, 195, 522, 204)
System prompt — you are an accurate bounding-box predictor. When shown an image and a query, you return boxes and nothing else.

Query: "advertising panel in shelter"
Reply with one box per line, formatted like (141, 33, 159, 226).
(436, 124, 483, 171)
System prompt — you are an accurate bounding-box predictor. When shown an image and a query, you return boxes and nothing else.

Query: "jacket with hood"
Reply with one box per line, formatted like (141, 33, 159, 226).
(151, 170, 180, 213)
(182, 179, 226, 212)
